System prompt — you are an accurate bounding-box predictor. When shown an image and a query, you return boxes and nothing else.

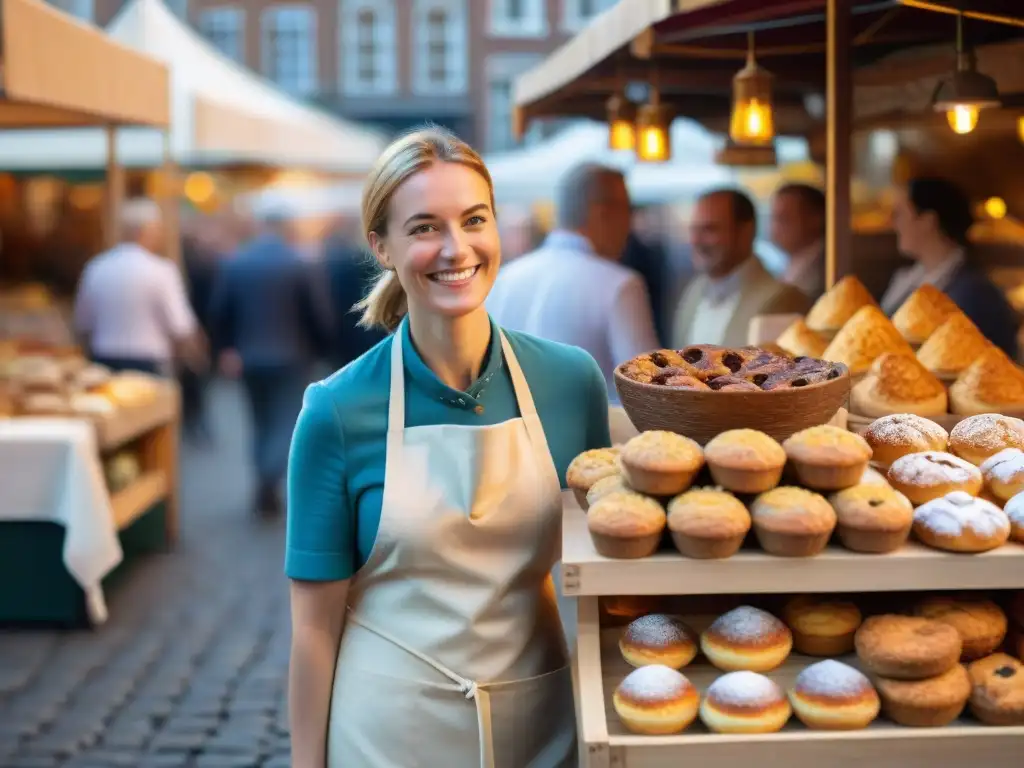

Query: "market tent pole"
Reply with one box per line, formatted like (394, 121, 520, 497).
(104, 125, 125, 249)
(825, 0, 853, 288)
(161, 129, 182, 266)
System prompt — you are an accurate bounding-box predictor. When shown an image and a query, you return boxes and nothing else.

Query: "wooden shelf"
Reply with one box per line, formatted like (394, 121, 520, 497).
(110, 470, 168, 530)
(95, 383, 179, 451)
(576, 597, 1024, 768)
(561, 494, 1024, 597)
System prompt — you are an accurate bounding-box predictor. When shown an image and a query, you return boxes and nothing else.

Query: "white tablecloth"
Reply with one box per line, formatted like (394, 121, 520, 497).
(0, 418, 123, 624)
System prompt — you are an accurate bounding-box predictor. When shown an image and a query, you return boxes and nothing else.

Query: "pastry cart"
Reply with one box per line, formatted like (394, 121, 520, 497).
(564, 493, 1024, 767)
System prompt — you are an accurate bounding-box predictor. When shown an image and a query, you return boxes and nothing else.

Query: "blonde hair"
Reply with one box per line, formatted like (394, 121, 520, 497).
(355, 126, 495, 332)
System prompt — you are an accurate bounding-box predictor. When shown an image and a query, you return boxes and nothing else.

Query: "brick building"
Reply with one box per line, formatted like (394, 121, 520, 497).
(54, 0, 616, 151)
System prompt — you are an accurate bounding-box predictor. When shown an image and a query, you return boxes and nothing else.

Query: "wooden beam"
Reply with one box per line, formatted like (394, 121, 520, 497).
(826, 0, 854, 288)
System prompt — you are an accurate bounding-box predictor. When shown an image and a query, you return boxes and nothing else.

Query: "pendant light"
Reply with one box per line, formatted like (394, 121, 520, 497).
(606, 94, 636, 151)
(636, 90, 671, 162)
(715, 139, 777, 168)
(1017, 116, 1024, 144)
(729, 31, 775, 146)
(933, 12, 1000, 135)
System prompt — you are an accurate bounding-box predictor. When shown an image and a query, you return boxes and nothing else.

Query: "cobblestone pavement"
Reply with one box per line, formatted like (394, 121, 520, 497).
(0, 381, 292, 768)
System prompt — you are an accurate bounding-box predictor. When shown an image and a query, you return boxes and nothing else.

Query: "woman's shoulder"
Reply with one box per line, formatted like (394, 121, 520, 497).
(501, 328, 604, 383)
(315, 334, 394, 416)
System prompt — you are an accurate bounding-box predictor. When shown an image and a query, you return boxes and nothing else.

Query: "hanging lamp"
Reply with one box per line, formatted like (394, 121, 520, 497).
(606, 94, 637, 151)
(636, 90, 671, 162)
(933, 12, 1000, 135)
(729, 31, 776, 146)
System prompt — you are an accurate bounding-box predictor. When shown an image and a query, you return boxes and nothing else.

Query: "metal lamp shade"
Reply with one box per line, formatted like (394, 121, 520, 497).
(729, 59, 775, 145)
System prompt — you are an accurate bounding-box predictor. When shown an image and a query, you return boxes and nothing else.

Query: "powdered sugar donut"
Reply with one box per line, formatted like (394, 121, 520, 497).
(981, 448, 1024, 502)
(700, 671, 792, 733)
(619, 614, 698, 669)
(913, 491, 1011, 553)
(950, 414, 1024, 466)
(789, 660, 880, 730)
(864, 414, 949, 469)
(613, 665, 700, 734)
(887, 451, 982, 505)
(700, 606, 793, 672)
(1007, 491, 1024, 543)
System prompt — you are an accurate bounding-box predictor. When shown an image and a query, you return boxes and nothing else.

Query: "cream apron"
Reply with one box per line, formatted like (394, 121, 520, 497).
(327, 325, 577, 768)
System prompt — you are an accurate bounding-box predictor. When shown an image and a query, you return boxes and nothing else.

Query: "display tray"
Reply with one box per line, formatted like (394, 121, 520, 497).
(94, 383, 179, 451)
(574, 597, 1024, 768)
(561, 495, 1024, 597)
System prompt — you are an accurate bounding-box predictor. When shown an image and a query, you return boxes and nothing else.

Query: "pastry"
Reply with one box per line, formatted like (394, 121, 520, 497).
(863, 414, 949, 470)
(700, 671, 792, 734)
(855, 614, 962, 679)
(750, 486, 837, 557)
(949, 347, 1024, 416)
(619, 431, 704, 496)
(789, 660, 880, 730)
(875, 665, 971, 727)
(967, 653, 1024, 725)
(859, 465, 890, 486)
(912, 491, 1010, 553)
(822, 305, 913, 377)
(18, 392, 70, 415)
(914, 596, 1008, 661)
(887, 451, 982, 505)
(585, 473, 630, 509)
(829, 483, 913, 553)
(69, 392, 117, 415)
(1008, 491, 1024, 543)
(783, 425, 872, 491)
(586, 491, 666, 559)
(761, 363, 845, 390)
(891, 284, 961, 346)
(700, 606, 793, 672)
(949, 413, 1024, 467)
(783, 596, 863, 656)
(806, 275, 877, 337)
(703, 429, 786, 494)
(73, 363, 112, 391)
(613, 665, 700, 734)
(776, 317, 829, 358)
(980, 448, 1024, 502)
(916, 313, 991, 381)
(602, 596, 667, 626)
(850, 353, 948, 418)
(567, 447, 620, 507)
(620, 614, 698, 669)
(666, 487, 750, 559)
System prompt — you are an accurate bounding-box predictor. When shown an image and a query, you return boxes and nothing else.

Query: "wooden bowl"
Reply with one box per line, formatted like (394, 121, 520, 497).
(614, 367, 852, 445)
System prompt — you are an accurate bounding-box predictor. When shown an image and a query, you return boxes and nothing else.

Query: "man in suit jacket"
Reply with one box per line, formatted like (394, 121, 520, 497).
(672, 189, 810, 349)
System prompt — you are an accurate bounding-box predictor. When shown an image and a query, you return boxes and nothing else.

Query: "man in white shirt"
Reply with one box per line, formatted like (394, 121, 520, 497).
(74, 199, 206, 375)
(487, 163, 660, 400)
(771, 183, 826, 300)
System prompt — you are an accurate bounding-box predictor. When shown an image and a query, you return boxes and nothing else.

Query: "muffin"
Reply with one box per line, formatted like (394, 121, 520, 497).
(829, 483, 914, 553)
(703, 429, 786, 494)
(913, 596, 1008, 661)
(949, 414, 1024, 467)
(750, 487, 837, 557)
(666, 488, 751, 559)
(875, 665, 971, 727)
(967, 653, 1024, 726)
(783, 596, 863, 656)
(783, 425, 872, 491)
(863, 414, 949, 470)
(585, 473, 631, 509)
(619, 431, 704, 497)
(980, 448, 1024, 503)
(855, 614, 962, 680)
(567, 447, 621, 507)
(887, 451, 983, 506)
(586, 491, 666, 559)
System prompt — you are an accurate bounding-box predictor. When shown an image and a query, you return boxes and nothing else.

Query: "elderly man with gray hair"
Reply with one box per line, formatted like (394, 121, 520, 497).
(74, 198, 206, 375)
(487, 162, 660, 402)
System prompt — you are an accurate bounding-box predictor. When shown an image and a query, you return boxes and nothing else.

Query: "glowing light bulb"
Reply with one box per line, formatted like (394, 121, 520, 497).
(638, 125, 667, 162)
(984, 197, 1007, 220)
(1018, 116, 1024, 144)
(946, 104, 979, 134)
(609, 120, 635, 151)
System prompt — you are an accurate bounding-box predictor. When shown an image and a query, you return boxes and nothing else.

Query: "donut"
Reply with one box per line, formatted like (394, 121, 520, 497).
(967, 653, 1024, 725)
(876, 665, 971, 727)
(619, 614, 698, 670)
(913, 596, 1008, 661)
(863, 414, 949, 469)
(783, 596, 863, 656)
(912, 491, 1011, 553)
(612, 665, 700, 734)
(980, 448, 1024, 503)
(699, 671, 792, 734)
(949, 414, 1024, 467)
(855, 614, 962, 680)
(700, 606, 793, 672)
(887, 451, 982, 505)
(789, 660, 880, 730)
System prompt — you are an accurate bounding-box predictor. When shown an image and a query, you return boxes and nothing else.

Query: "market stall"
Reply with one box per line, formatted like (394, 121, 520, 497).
(0, 0, 179, 627)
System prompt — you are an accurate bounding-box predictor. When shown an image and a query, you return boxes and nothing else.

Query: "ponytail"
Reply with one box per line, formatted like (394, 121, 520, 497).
(355, 268, 407, 333)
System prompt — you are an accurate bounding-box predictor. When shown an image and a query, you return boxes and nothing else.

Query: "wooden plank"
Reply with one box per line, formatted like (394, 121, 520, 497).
(110, 469, 168, 530)
(825, 0, 853, 287)
(576, 596, 612, 768)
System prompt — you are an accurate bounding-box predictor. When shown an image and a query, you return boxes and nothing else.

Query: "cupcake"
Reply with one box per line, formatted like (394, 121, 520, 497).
(620, 431, 704, 497)
(666, 488, 751, 559)
(703, 429, 786, 494)
(783, 595, 863, 656)
(585, 474, 631, 509)
(586, 491, 666, 559)
(875, 665, 971, 727)
(567, 447, 621, 507)
(783, 425, 872, 491)
(750, 486, 837, 557)
(829, 483, 914, 553)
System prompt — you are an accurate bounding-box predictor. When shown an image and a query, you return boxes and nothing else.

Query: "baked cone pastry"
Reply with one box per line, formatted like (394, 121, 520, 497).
(806, 275, 876, 336)
(777, 318, 828, 358)
(949, 347, 1024, 417)
(916, 313, 991, 381)
(823, 306, 914, 377)
(850, 352, 948, 418)
(891, 284, 961, 346)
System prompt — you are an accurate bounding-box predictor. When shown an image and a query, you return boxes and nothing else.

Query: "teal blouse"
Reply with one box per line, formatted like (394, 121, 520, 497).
(285, 317, 612, 581)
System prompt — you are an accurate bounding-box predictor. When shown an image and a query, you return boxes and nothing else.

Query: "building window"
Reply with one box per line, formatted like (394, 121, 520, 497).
(261, 5, 318, 95)
(489, 0, 545, 38)
(562, 0, 616, 33)
(48, 0, 93, 22)
(485, 53, 542, 152)
(199, 8, 245, 64)
(341, 0, 397, 96)
(413, 0, 467, 95)
(164, 0, 189, 18)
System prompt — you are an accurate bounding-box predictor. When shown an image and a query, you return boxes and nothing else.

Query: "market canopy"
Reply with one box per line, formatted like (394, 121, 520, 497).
(0, 0, 168, 128)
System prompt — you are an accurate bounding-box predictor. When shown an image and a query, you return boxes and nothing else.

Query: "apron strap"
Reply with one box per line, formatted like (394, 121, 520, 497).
(497, 331, 555, 461)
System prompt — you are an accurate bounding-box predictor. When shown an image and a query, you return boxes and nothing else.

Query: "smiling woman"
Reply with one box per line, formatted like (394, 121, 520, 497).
(285, 126, 612, 768)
